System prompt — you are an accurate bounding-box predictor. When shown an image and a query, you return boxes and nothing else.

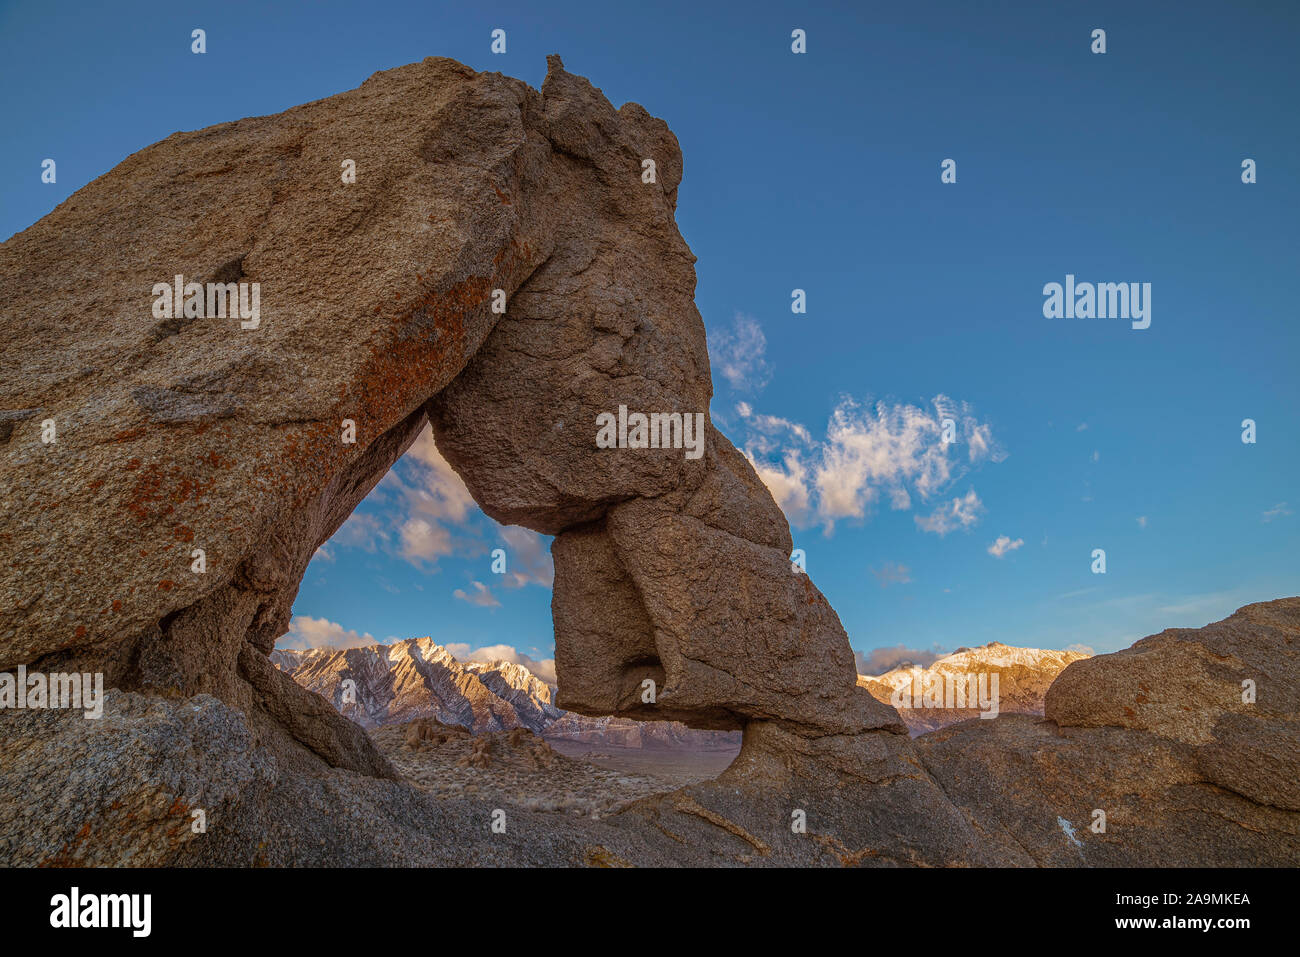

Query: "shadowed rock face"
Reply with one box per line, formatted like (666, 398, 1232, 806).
(2, 55, 1297, 867)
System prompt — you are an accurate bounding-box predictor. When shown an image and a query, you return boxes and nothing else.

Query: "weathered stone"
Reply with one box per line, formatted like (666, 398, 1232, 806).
(0, 51, 870, 773)
(917, 715, 1300, 866)
(1047, 598, 1300, 810)
(0, 691, 273, 866)
(601, 498, 900, 733)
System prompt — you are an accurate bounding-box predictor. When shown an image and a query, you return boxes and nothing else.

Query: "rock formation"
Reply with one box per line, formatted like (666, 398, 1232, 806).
(2, 54, 1297, 867)
(0, 51, 880, 768)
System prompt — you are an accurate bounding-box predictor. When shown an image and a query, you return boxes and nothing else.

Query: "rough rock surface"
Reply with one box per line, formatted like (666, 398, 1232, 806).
(0, 691, 273, 866)
(1045, 597, 1300, 812)
(917, 716, 1300, 866)
(1, 52, 1297, 866)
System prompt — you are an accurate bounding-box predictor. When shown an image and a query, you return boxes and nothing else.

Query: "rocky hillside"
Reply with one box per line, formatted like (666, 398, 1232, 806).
(858, 642, 1090, 735)
(272, 638, 739, 749)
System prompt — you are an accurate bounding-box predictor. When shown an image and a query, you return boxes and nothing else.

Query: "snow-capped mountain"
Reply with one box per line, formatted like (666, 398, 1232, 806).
(271, 637, 563, 733)
(272, 637, 738, 748)
(857, 641, 1090, 736)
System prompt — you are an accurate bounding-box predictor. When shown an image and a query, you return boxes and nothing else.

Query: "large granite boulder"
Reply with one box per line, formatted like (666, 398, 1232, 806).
(0, 55, 874, 785)
(1046, 597, 1300, 811)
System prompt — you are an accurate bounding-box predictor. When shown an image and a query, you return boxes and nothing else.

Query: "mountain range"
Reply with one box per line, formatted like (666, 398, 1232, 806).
(857, 642, 1091, 735)
(271, 637, 739, 750)
(273, 636, 1087, 745)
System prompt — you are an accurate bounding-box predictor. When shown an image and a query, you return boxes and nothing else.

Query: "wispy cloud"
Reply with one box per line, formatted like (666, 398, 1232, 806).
(987, 535, 1024, 558)
(709, 312, 772, 393)
(915, 489, 985, 536)
(277, 615, 375, 650)
(1262, 502, 1292, 523)
(1153, 588, 1262, 619)
(331, 511, 389, 552)
(735, 395, 1003, 535)
(399, 516, 455, 563)
(1056, 586, 1100, 600)
(318, 424, 484, 570)
(497, 525, 554, 589)
(870, 561, 913, 587)
(1034, 586, 1270, 655)
(453, 580, 501, 608)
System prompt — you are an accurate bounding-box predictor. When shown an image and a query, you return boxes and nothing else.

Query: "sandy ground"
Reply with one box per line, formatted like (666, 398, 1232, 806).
(546, 740, 740, 787)
(370, 720, 739, 819)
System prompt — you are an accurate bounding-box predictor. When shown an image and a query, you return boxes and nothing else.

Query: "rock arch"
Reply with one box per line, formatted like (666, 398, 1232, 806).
(0, 55, 890, 786)
(3, 56, 1296, 867)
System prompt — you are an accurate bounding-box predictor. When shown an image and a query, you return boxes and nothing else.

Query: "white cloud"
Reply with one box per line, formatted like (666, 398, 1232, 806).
(445, 642, 557, 685)
(870, 561, 913, 587)
(747, 448, 813, 527)
(987, 535, 1024, 558)
(453, 580, 501, 608)
(1262, 502, 1292, 523)
(330, 511, 388, 551)
(915, 489, 984, 536)
(321, 424, 483, 570)
(709, 313, 772, 393)
(497, 525, 554, 589)
(401, 425, 477, 524)
(277, 615, 376, 650)
(736, 394, 1002, 535)
(398, 516, 455, 563)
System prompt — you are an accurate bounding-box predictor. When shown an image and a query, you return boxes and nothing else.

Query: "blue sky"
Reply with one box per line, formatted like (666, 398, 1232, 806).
(4, 0, 1297, 673)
